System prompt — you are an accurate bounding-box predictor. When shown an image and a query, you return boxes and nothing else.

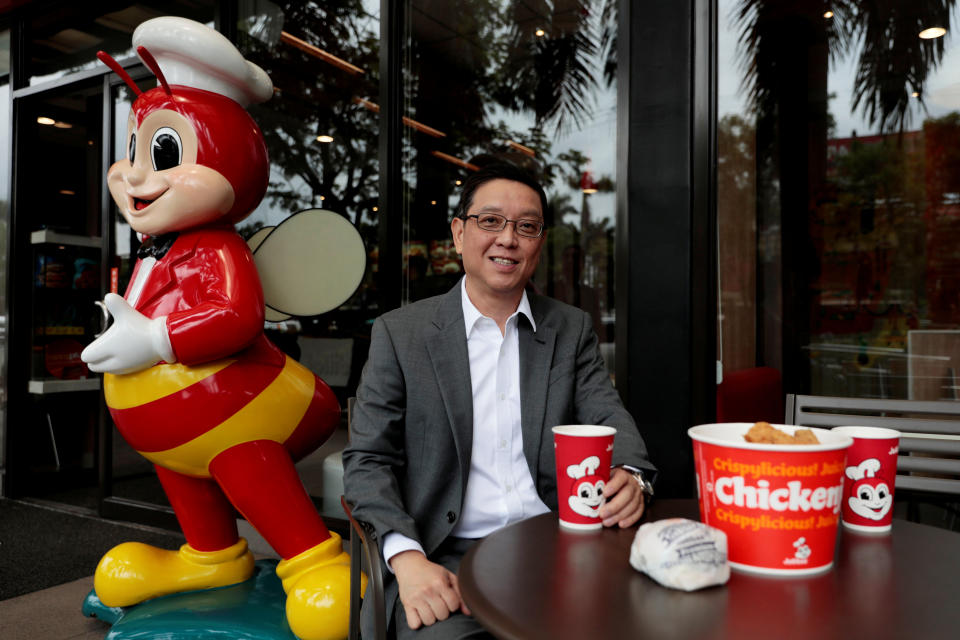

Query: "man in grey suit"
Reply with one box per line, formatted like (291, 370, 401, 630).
(343, 163, 655, 639)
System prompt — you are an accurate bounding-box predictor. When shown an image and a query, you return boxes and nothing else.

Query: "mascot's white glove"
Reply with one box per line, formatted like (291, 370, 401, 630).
(81, 293, 176, 374)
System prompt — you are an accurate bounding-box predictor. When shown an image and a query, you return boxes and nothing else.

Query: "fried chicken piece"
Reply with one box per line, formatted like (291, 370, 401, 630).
(792, 429, 820, 444)
(744, 421, 789, 444)
(743, 421, 819, 445)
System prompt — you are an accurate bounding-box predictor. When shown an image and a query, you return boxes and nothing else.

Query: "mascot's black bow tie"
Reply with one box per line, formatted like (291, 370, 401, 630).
(137, 233, 178, 260)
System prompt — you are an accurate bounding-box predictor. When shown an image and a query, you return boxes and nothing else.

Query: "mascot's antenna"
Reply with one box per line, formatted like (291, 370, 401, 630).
(96, 51, 142, 96)
(135, 45, 172, 95)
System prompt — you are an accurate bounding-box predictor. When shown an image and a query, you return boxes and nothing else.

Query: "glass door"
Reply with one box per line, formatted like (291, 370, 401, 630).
(7, 78, 106, 505)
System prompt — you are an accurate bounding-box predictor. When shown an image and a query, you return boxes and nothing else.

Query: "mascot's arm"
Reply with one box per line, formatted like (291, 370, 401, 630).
(167, 232, 265, 365)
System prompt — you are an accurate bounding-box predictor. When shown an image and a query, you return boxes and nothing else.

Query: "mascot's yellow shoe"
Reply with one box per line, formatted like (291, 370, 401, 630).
(94, 537, 255, 607)
(275, 532, 367, 640)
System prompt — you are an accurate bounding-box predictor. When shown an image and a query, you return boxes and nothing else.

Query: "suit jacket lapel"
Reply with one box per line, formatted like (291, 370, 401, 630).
(425, 284, 474, 487)
(133, 236, 198, 310)
(519, 292, 557, 484)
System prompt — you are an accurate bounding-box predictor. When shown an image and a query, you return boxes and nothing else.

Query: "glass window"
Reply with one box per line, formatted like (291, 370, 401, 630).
(27, 1, 216, 87)
(238, 0, 381, 403)
(718, 1, 960, 401)
(403, 0, 620, 378)
(235, 1, 380, 514)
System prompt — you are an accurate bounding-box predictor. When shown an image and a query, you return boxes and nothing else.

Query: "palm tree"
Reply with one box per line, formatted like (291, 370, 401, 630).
(735, 0, 957, 134)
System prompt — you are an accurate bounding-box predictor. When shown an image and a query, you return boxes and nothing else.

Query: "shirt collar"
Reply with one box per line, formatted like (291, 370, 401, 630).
(460, 277, 537, 335)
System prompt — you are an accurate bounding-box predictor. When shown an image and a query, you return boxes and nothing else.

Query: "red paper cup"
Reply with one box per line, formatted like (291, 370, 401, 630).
(552, 425, 616, 530)
(689, 423, 852, 575)
(831, 426, 900, 533)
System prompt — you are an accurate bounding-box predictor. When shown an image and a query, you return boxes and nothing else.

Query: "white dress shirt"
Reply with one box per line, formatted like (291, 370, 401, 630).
(382, 279, 551, 568)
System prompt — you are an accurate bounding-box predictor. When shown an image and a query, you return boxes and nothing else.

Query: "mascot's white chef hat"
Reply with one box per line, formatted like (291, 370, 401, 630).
(132, 16, 273, 107)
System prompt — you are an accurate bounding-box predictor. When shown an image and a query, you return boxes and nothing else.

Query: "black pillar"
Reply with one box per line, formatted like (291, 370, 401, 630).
(616, 0, 717, 498)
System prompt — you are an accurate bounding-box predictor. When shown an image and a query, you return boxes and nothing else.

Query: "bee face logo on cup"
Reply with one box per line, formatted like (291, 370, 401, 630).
(567, 455, 606, 518)
(845, 459, 893, 521)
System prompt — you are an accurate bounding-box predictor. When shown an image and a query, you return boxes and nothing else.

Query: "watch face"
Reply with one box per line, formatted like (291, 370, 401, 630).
(635, 472, 654, 496)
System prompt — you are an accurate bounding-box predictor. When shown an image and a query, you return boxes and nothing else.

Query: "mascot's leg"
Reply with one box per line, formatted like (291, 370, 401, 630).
(93, 465, 255, 607)
(210, 439, 362, 640)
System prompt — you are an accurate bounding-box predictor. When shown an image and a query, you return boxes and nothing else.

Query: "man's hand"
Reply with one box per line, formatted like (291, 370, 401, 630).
(391, 550, 471, 630)
(599, 467, 645, 528)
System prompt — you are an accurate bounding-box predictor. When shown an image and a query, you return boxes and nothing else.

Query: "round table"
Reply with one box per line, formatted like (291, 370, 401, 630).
(458, 499, 960, 639)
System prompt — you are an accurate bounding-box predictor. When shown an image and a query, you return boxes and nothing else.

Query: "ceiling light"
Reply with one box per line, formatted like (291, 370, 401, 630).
(455, 180, 462, 186)
(373, 206, 379, 212)
(535, 28, 546, 37)
(912, 91, 920, 98)
(582, 188, 598, 195)
(823, 11, 834, 19)
(53, 121, 73, 129)
(319, 195, 325, 201)
(37, 116, 55, 125)
(431, 200, 437, 205)
(316, 135, 334, 143)
(919, 27, 947, 39)
(59, 189, 75, 195)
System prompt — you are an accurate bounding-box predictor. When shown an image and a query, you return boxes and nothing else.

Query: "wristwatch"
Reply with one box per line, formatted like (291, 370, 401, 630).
(618, 464, 654, 499)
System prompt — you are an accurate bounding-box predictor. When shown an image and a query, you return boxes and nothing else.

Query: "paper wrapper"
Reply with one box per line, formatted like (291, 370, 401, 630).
(629, 518, 730, 591)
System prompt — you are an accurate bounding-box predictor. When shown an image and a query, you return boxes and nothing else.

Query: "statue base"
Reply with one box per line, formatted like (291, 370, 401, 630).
(82, 559, 297, 639)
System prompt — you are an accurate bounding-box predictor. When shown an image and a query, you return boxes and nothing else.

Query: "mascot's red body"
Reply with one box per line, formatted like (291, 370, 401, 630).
(82, 17, 359, 640)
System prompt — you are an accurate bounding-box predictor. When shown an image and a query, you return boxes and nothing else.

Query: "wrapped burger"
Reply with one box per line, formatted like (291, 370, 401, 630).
(630, 518, 730, 591)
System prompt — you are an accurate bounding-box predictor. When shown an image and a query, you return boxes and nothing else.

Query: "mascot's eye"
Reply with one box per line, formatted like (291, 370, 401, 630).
(580, 487, 591, 498)
(859, 487, 874, 501)
(150, 126, 182, 171)
(128, 132, 136, 164)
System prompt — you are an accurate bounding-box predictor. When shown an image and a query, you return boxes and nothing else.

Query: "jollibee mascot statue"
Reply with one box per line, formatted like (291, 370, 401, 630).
(82, 17, 364, 640)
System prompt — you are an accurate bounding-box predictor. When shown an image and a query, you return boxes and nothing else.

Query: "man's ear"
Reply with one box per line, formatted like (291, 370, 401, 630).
(451, 216, 464, 254)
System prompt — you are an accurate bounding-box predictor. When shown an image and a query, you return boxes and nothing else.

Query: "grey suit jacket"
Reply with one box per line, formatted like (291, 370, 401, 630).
(342, 281, 654, 633)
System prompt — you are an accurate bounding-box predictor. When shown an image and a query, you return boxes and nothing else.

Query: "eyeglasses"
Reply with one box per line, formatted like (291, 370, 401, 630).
(463, 213, 545, 238)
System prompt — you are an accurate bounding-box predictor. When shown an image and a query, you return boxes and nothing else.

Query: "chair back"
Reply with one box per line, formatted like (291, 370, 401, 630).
(785, 394, 960, 496)
(342, 396, 388, 640)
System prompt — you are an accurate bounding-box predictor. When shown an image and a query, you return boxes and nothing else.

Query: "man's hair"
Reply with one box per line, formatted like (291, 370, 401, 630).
(454, 163, 548, 220)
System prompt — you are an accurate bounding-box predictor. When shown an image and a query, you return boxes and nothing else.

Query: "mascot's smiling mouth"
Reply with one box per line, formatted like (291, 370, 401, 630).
(131, 190, 167, 212)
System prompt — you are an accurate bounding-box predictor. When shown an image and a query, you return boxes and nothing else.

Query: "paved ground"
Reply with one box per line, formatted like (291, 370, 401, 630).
(0, 575, 108, 640)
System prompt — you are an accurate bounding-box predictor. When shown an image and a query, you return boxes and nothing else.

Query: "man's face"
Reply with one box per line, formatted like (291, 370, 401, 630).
(451, 178, 545, 302)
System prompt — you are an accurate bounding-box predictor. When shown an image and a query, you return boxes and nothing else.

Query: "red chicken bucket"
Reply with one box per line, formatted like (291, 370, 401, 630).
(689, 423, 852, 575)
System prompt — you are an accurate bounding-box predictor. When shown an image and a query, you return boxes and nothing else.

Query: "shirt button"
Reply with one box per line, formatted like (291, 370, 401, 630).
(505, 484, 513, 492)
(446, 511, 456, 523)
(498, 393, 505, 401)
(499, 439, 507, 449)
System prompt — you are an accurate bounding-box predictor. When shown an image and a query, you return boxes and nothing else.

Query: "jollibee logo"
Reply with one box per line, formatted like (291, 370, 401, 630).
(567, 455, 605, 518)
(845, 459, 893, 521)
(781, 536, 812, 565)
